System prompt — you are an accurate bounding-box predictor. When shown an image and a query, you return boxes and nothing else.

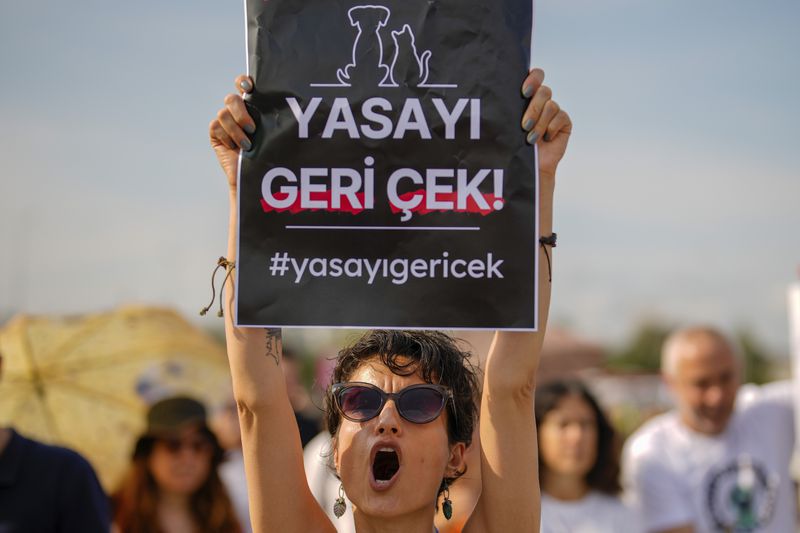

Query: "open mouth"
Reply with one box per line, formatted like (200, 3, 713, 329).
(372, 448, 400, 483)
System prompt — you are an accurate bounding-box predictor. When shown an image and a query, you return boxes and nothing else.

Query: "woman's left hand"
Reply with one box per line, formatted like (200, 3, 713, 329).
(520, 68, 572, 181)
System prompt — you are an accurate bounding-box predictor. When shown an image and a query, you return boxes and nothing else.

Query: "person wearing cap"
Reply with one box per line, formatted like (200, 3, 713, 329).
(113, 395, 242, 533)
(0, 353, 111, 532)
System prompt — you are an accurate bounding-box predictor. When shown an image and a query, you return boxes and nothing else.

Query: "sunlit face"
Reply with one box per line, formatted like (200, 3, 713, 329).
(539, 394, 598, 480)
(147, 425, 214, 495)
(667, 338, 740, 435)
(334, 358, 465, 520)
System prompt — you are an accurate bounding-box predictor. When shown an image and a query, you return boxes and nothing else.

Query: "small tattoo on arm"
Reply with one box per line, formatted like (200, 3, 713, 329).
(265, 328, 282, 366)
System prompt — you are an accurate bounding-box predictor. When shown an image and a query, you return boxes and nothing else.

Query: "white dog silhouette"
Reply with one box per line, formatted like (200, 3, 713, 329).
(337, 5, 392, 87)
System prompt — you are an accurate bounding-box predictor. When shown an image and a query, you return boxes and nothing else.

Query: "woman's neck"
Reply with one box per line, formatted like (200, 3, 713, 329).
(157, 490, 196, 533)
(541, 470, 590, 501)
(158, 489, 192, 508)
(353, 506, 438, 533)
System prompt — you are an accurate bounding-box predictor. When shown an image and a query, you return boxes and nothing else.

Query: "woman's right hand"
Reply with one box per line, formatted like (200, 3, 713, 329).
(209, 75, 256, 193)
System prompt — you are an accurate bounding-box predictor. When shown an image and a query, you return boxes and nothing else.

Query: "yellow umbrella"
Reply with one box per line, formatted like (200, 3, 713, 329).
(0, 305, 232, 492)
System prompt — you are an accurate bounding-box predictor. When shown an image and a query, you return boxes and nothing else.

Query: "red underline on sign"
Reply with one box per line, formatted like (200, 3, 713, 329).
(285, 226, 480, 231)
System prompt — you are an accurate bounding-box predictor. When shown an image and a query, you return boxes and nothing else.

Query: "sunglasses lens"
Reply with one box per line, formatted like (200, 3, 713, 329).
(339, 386, 382, 421)
(160, 437, 212, 454)
(399, 387, 445, 423)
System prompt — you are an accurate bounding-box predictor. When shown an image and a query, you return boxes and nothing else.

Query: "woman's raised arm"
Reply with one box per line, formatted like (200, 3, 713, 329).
(209, 75, 335, 533)
(465, 68, 572, 533)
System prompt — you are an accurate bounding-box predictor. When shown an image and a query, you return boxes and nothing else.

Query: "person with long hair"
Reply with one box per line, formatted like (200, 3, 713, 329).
(208, 67, 571, 532)
(535, 380, 642, 533)
(113, 396, 242, 533)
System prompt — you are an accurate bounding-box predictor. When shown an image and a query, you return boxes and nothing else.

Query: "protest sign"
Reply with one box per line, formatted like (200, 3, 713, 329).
(236, 0, 538, 329)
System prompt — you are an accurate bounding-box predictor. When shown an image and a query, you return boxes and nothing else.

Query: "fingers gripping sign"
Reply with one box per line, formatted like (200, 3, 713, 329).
(520, 68, 572, 179)
(209, 76, 256, 191)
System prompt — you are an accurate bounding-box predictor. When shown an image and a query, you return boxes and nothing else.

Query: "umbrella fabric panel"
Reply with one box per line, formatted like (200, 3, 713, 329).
(0, 306, 233, 491)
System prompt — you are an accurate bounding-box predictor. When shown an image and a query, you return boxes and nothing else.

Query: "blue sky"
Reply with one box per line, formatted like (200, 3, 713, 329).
(1, 0, 798, 353)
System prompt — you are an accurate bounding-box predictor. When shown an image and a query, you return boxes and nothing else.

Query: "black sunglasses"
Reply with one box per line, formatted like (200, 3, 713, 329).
(332, 382, 452, 424)
(158, 436, 213, 455)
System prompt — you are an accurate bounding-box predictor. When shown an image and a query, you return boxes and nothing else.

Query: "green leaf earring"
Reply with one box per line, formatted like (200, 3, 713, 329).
(442, 482, 453, 520)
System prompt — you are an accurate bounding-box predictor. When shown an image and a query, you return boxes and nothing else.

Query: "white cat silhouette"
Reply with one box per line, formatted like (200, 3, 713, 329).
(389, 24, 431, 87)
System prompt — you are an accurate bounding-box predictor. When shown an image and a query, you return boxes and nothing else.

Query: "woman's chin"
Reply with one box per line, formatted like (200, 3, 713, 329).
(354, 486, 434, 521)
(355, 498, 403, 520)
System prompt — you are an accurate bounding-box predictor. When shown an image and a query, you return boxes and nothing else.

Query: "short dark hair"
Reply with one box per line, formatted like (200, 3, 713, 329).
(535, 379, 622, 495)
(324, 330, 480, 491)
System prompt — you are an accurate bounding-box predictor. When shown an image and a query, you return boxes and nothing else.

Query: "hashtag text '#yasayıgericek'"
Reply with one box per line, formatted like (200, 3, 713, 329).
(268, 252, 503, 285)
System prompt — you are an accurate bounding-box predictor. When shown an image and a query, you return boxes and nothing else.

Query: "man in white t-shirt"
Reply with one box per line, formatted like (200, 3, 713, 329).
(622, 326, 795, 533)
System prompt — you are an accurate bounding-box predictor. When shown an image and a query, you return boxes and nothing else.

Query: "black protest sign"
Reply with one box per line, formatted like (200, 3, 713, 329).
(236, 0, 538, 329)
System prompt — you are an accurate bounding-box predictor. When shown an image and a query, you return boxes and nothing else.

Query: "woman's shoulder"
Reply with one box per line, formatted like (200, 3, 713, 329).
(584, 489, 624, 503)
(542, 490, 638, 531)
(584, 491, 642, 530)
(541, 490, 623, 508)
(541, 491, 641, 533)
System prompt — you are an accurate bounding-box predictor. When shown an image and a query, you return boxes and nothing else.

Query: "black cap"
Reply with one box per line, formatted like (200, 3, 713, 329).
(145, 396, 207, 436)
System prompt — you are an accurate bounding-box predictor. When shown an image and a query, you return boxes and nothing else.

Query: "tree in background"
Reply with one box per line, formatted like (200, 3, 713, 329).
(736, 329, 774, 384)
(607, 322, 777, 383)
(607, 322, 671, 373)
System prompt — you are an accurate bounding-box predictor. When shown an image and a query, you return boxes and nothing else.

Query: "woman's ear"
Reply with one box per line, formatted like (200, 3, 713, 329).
(446, 442, 467, 477)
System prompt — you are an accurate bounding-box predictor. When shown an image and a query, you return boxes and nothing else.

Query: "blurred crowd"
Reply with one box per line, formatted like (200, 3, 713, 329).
(0, 323, 795, 533)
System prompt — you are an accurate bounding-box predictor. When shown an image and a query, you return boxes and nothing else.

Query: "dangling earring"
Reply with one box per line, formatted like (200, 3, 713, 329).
(442, 481, 453, 520)
(333, 483, 347, 518)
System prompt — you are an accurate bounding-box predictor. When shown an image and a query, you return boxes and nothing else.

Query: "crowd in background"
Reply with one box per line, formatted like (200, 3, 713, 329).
(0, 324, 795, 532)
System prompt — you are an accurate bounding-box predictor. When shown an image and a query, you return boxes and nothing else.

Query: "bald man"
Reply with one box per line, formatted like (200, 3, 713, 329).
(622, 327, 795, 533)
